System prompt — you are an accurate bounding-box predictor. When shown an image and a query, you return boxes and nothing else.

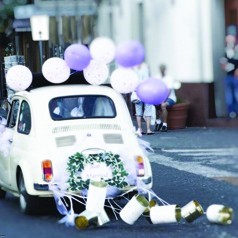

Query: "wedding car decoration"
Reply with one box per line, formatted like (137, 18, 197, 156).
(67, 151, 129, 192)
(89, 37, 116, 64)
(6, 65, 32, 91)
(42, 57, 71, 84)
(115, 40, 145, 67)
(110, 68, 139, 94)
(0, 117, 12, 157)
(136, 77, 169, 105)
(83, 59, 109, 85)
(2, 37, 233, 230)
(5, 37, 169, 105)
(64, 43, 91, 71)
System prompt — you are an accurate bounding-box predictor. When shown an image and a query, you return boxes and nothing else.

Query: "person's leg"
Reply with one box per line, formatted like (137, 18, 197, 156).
(160, 102, 169, 123)
(234, 78, 238, 114)
(145, 116, 152, 133)
(160, 102, 169, 132)
(135, 102, 144, 133)
(224, 75, 234, 116)
(160, 98, 176, 132)
(144, 104, 154, 134)
(136, 115, 143, 131)
(155, 106, 163, 131)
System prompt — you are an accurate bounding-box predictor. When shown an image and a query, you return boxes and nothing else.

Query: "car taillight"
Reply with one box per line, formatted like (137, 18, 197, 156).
(135, 155, 145, 177)
(42, 160, 53, 182)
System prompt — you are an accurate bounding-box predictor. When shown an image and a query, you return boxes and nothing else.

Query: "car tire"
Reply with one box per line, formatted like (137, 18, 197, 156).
(0, 187, 6, 199)
(18, 171, 39, 215)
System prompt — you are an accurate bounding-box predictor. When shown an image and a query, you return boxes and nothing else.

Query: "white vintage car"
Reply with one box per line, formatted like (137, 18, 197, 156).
(0, 84, 153, 214)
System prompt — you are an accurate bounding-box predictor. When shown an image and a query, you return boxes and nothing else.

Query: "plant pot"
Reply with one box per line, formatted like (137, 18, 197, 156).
(167, 101, 190, 129)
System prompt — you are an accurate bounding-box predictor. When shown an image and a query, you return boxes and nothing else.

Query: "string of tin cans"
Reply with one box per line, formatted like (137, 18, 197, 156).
(51, 179, 233, 230)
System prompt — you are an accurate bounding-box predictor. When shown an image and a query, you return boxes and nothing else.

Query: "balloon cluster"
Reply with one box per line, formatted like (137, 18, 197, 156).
(5, 37, 169, 105)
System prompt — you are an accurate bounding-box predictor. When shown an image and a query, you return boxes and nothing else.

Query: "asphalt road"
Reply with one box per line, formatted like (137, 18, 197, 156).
(144, 126, 238, 186)
(0, 127, 237, 238)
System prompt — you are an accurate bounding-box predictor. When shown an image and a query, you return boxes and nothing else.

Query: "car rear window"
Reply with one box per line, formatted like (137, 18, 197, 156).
(49, 95, 116, 120)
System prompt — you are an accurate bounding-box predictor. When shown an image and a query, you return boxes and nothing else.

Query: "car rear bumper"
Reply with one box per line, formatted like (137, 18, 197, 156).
(140, 176, 152, 185)
(34, 175, 152, 193)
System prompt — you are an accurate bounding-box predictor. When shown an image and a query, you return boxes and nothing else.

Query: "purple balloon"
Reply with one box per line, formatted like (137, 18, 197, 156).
(115, 40, 145, 67)
(64, 44, 91, 71)
(136, 78, 169, 105)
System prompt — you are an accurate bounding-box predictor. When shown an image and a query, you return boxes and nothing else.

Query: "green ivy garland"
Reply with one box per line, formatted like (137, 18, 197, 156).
(67, 151, 129, 191)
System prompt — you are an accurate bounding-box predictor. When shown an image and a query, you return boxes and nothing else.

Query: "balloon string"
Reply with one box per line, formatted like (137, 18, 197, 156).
(70, 70, 79, 75)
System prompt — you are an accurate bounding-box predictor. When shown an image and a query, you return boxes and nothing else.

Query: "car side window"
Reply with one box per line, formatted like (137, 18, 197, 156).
(7, 99, 19, 128)
(17, 101, 31, 135)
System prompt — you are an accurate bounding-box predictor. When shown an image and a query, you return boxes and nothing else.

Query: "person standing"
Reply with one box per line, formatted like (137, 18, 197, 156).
(220, 33, 238, 118)
(133, 62, 154, 135)
(155, 64, 177, 132)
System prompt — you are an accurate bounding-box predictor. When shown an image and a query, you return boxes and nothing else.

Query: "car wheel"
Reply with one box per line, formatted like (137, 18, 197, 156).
(18, 171, 39, 215)
(0, 187, 6, 199)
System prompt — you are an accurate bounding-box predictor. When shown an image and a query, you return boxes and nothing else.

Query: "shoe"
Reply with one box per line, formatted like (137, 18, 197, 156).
(160, 125, 167, 132)
(137, 128, 146, 135)
(147, 132, 155, 135)
(155, 122, 163, 131)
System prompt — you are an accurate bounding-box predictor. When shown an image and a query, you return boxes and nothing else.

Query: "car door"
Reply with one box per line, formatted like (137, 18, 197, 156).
(0, 99, 19, 187)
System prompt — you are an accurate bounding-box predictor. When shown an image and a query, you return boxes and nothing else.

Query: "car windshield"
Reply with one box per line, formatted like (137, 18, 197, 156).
(49, 95, 116, 120)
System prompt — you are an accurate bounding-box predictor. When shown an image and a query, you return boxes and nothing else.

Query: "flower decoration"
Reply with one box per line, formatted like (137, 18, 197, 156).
(67, 151, 129, 191)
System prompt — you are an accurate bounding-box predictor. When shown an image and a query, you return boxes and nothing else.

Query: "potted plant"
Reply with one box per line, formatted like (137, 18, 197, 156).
(155, 98, 190, 130)
(166, 99, 190, 129)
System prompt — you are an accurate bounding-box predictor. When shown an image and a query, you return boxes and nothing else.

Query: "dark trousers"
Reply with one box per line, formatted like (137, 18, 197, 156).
(224, 75, 238, 115)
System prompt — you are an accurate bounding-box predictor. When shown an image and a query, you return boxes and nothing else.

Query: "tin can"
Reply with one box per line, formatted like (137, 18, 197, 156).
(181, 200, 204, 223)
(75, 210, 99, 229)
(120, 194, 149, 225)
(150, 204, 181, 224)
(206, 204, 233, 225)
(86, 180, 107, 212)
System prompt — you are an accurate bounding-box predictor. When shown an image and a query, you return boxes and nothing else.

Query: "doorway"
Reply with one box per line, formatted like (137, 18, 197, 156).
(223, 0, 238, 118)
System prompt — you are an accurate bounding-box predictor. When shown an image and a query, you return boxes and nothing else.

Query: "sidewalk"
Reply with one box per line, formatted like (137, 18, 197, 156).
(137, 124, 238, 150)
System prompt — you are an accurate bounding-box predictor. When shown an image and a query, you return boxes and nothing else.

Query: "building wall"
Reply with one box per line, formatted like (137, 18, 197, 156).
(97, 0, 217, 82)
(3, 0, 235, 126)
(97, 0, 238, 126)
(211, 0, 227, 117)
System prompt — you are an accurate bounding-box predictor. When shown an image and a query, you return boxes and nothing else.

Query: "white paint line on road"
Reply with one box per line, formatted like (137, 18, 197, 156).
(149, 154, 238, 178)
(161, 148, 238, 159)
(161, 148, 238, 153)
(173, 152, 236, 157)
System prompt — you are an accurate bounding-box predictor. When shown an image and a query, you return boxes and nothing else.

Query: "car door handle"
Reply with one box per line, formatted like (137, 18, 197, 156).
(8, 139, 13, 143)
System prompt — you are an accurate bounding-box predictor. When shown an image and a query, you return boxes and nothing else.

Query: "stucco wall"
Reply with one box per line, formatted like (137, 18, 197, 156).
(97, 0, 215, 83)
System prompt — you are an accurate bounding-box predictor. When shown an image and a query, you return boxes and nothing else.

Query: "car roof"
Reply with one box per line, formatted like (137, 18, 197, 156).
(14, 84, 120, 101)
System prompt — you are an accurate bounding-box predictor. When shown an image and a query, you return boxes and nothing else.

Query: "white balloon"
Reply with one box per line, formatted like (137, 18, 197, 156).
(89, 37, 116, 64)
(6, 65, 32, 91)
(83, 59, 109, 85)
(110, 68, 139, 94)
(42, 57, 71, 84)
